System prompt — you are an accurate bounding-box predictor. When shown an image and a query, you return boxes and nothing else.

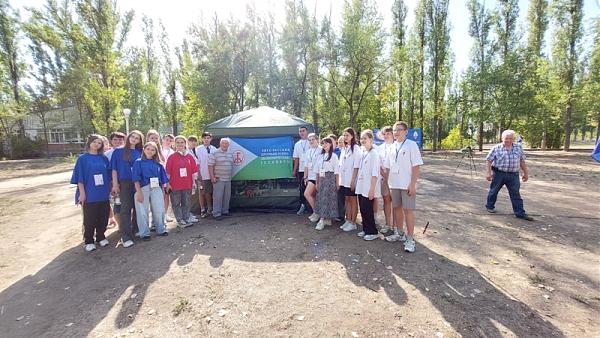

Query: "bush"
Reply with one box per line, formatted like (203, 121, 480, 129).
(441, 126, 468, 150)
(10, 136, 45, 159)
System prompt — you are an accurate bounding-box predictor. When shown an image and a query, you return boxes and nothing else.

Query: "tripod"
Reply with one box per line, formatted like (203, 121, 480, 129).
(454, 146, 477, 179)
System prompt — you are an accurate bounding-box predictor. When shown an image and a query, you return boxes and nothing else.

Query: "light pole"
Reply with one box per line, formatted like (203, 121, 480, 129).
(123, 108, 131, 135)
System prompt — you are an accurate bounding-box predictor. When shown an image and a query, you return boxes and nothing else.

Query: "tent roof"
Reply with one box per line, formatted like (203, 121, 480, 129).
(205, 106, 313, 137)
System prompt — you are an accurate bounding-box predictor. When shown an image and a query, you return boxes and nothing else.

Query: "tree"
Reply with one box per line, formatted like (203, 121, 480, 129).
(77, 0, 133, 135)
(0, 0, 26, 140)
(466, 0, 493, 151)
(392, 0, 408, 122)
(324, 0, 386, 129)
(158, 21, 179, 134)
(551, 0, 583, 151)
(426, 0, 451, 151)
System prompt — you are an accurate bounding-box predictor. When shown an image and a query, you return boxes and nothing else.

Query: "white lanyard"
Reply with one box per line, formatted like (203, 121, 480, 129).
(359, 149, 371, 171)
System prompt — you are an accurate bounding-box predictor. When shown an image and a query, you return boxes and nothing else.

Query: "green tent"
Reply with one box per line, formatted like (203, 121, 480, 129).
(202, 106, 313, 211)
(205, 106, 313, 137)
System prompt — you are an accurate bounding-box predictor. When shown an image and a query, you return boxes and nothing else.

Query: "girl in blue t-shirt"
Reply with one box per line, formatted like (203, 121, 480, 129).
(70, 134, 112, 252)
(132, 142, 169, 240)
(111, 130, 144, 248)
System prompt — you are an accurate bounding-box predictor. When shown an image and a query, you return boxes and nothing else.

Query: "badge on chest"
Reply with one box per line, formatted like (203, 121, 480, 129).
(150, 177, 159, 188)
(94, 174, 104, 186)
(179, 167, 188, 177)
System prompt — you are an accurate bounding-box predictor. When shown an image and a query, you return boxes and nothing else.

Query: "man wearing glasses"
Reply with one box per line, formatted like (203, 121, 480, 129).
(485, 129, 533, 221)
(383, 121, 423, 253)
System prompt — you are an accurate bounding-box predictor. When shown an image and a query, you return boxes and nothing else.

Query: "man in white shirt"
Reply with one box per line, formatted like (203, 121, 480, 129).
(292, 126, 310, 215)
(195, 132, 218, 218)
(383, 121, 423, 253)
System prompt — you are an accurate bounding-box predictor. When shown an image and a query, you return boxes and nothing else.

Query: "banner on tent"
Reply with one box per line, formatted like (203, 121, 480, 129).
(228, 136, 294, 180)
(373, 128, 423, 149)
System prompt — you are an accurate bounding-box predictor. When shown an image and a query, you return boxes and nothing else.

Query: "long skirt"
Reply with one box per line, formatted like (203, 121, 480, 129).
(315, 172, 338, 219)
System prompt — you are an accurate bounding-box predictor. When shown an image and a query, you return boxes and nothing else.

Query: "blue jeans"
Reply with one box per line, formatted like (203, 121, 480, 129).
(135, 185, 166, 237)
(486, 169, 527, 217)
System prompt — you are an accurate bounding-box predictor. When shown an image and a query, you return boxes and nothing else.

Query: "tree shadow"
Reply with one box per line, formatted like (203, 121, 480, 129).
(0, 214, 564, 337)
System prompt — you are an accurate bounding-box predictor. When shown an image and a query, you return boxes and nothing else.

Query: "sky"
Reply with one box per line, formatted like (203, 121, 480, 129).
(14, 0, 600, 76)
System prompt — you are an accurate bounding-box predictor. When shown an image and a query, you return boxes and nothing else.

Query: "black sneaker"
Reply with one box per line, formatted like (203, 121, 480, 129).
(214, 215, 224, 221)
(486, 208, 497, 213)
(157, 231, 169, 237)
(141, 236, 152, 241)
(516, 215, 534, 221)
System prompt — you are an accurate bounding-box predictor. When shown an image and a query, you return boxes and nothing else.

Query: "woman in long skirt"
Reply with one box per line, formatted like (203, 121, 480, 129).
(314, 137, 339, 230)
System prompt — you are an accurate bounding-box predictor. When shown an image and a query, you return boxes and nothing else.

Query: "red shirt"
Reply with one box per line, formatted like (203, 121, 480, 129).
(165, 152, 198, 191)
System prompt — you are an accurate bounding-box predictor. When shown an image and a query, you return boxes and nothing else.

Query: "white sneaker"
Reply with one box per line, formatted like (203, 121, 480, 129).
(123, 240, 134, 248)
(186, 216, 198, 223)
(324, 219, 332, 226)
(296, 204, 306, 215)
(340, 221, 350, 229)
(308, 213, 320, 222)
(99, 239, 109, 247)
(85, 243, 96, 252)
(177, 220, 190, 228)
(315, 219, 325, 231)
(357, 231, 365, 237)
(342, 222, 357, 232)
(379, 224, 391, 234)
(404, 238, 416, 252)
(364, 234, 379, 241)
(385, 231, 406, 242)
(166, 216, 174, 222)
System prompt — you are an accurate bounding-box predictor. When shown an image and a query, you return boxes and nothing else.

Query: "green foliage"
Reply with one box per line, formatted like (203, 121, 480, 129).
(440, 125, 467, 150)
(10, 135, 44, 159)
(0, 0, 595, 156)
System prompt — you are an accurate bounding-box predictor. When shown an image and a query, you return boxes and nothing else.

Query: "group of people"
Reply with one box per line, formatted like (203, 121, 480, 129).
(70, 130, 235, 252)
(71, 120, 532, 254)
(293, 121, 423, 253)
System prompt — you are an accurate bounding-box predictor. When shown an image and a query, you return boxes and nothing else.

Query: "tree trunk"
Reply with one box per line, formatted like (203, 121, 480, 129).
(564, 99, 572, 151)
(398, 80, 403, 121)
(478, 121, 484, 152)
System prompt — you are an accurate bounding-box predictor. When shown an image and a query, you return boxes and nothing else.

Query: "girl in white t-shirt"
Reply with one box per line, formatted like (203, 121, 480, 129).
(354, 129, 382, 241)
(303, 133, 322, 222)
(339, 128, 361, 231)
(314, 137, 340, 230)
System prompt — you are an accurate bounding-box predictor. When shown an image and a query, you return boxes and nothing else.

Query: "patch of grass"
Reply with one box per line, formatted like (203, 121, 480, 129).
(172, 297, 191, 316)
(529, 273, 546, 285)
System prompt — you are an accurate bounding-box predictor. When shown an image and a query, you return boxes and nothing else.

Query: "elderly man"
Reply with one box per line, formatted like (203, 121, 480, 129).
(208, 138, 234, 221)
(485, 130, 533, 221)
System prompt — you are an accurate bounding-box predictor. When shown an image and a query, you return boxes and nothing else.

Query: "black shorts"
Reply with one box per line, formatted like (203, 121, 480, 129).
(308, 179, 316, 185)
(339, 186, 356, 197)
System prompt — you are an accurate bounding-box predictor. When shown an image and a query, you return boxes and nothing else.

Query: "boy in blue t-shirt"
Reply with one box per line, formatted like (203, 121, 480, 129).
(71, 134, 112, 252)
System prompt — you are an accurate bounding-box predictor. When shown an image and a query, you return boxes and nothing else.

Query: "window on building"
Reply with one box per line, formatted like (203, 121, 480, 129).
(49, 128, 65, 144)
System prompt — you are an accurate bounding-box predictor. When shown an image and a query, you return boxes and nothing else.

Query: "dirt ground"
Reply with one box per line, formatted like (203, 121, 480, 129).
(0, 151, 598, 338)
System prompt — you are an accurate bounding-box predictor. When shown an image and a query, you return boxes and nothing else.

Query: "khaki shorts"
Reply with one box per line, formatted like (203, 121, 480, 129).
(390, 189, 416, 209)
(199, 179, 213, 194)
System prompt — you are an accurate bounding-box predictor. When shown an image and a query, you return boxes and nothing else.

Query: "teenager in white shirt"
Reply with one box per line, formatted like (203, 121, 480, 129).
(383, 121, 423, 252)
(314, 137, 340, 230)
(303, 133, 322, 222)
(377, 126, 394, 234)
(339, 128, 361, 231)
(292, 126, 310, 215)
(353, 130, 382, 241)
(195, 132, 218, 217)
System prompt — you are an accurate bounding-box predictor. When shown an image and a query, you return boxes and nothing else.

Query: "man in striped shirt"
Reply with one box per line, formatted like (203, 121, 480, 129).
(485, 129, 533, 221)
(208, 138, 234, 220)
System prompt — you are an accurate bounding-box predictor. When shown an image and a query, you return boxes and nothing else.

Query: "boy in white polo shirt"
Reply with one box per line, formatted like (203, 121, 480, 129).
(383, 121, 423, 252)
